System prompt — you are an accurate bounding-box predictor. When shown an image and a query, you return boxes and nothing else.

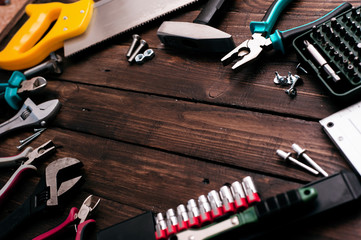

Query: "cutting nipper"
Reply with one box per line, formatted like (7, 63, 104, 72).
(0, 71, 47, 110)
(221, 0, 352, 70)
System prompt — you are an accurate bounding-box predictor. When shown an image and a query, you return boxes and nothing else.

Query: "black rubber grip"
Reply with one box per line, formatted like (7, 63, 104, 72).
(193, 0, 229, 25)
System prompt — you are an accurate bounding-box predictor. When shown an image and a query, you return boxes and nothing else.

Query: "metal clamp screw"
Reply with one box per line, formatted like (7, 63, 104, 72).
(292, 143, 328, 177)
(285, 74, 301, 97)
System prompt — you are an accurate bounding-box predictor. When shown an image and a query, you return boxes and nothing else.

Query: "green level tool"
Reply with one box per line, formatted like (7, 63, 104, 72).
(174, 187, 317, 240)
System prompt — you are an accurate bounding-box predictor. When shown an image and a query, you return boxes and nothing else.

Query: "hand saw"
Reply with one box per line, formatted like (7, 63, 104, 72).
(0, 0, 200, 71)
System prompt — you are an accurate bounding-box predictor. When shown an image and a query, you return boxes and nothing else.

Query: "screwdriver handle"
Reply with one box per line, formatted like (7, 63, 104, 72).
(271, 2, 352, 53)
(250, 0, 293, 37)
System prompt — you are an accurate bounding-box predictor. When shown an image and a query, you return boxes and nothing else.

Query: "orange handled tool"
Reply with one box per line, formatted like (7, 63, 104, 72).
(0, 0, 93, 70)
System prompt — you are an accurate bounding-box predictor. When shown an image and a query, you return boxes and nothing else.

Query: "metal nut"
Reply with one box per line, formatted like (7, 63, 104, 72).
(135, 54, 145, 64)
(143, 49, 155, 60)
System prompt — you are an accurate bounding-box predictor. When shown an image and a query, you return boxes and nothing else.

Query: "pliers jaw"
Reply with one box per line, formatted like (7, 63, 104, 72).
(221, 33, 272, 70)
(77, 195, 100, 224)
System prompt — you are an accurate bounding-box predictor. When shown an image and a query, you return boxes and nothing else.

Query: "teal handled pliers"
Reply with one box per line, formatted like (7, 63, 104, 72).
(0, 71, 47, 110)
(221, 0, 352, 70)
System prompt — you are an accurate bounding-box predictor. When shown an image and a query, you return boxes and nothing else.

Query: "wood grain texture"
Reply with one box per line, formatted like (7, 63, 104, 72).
(0, 0, 360, 239)
(0, 0, 33, 43)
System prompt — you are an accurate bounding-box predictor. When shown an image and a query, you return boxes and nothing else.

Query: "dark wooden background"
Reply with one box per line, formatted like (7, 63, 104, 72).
(1, 0, 361, 239)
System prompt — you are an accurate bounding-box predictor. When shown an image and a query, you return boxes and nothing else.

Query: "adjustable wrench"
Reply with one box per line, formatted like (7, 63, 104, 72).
(0, 157, 83, 239)
(0, 98, 61, 138)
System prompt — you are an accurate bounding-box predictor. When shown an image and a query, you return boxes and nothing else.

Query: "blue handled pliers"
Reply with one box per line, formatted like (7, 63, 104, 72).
(221, 0, 352, 70)
(0, 71, 47, 110)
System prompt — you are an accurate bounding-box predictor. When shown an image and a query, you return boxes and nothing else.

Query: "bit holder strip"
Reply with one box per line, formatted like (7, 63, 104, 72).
(293, 6, 361, 100)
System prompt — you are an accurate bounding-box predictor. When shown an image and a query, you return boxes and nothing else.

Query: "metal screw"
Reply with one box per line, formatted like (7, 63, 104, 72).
(276, 149, 319, 175)
(285, 74, 301, 97)
(128, 40, 148, 63)
(292, 143, 328, 177)
(19, 128, 46, 144)
(126, 34, 141, 58)
(17, 128, 47, 150)
(296, 63, 308, 74)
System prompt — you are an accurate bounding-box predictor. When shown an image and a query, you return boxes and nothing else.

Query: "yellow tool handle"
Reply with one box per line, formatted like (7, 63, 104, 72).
(0, 0, 93, 70)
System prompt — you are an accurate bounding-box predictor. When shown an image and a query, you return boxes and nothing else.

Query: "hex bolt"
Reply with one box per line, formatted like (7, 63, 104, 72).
(292, 143, 328, 177)
(276, 149, 319, 175)
(126, 34, 141, 58)
(128, 39, 148, 63)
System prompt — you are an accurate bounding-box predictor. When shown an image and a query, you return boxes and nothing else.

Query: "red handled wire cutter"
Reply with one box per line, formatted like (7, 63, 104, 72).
(33, 195, 100, 240)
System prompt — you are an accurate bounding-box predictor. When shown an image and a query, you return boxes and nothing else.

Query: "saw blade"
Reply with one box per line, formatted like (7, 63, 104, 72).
(64, 0, 200, 56)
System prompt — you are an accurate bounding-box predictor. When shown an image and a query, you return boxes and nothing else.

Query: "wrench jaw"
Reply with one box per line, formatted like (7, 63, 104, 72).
(45, 157, 84, 207)
(0, 98, 61, 138)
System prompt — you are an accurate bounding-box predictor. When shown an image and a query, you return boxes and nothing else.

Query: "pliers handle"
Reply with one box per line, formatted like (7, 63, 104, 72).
(33, 195, 100, 240)
(0, 141, 56, 205)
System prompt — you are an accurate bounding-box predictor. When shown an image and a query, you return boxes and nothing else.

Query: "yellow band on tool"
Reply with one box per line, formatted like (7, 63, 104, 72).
(0, 0, 93, 70)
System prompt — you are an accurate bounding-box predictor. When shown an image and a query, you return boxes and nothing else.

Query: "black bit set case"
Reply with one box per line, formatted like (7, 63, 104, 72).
(294, 5, 361, 101)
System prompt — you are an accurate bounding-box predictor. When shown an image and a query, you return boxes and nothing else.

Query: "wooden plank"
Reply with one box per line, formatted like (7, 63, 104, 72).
(0, 0, 32, 43)
(59, 1, 355, 120)
(0, 129, 359, 239)
(4, 81, 346, 182)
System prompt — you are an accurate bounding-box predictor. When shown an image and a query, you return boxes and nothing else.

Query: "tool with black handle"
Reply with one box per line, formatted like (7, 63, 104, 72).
(157, 0, 235, 53)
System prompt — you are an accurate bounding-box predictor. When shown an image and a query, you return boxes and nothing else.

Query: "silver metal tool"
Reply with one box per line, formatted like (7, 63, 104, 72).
(16, 77, 47, 96)
(277, 149, 319, 175)
(219, 185, 235, 212)
(231, 181, 248, 210)
(0, 140, 55, 168)
(175, 215, 240, 240)
(273, 71, 288, 85)
(242, 176, 261, 205)
(187, 199, 201, 218)
(166, 208, 178, 234)
(285, 74, 301, 97)
(292, 143, 328, 177)
(177, 204, 189, 228)
(157, 0, 235, 53)
(23, 53, 63, 78)
(208, 190, 223, 217)
(64, 0, 200, 56)
(320, 101, 361, 176)
(0, 98, 61, 138)
(19, 128, 46, 144)
(155, 213, 167, 238)
(304, 40, 341, 82)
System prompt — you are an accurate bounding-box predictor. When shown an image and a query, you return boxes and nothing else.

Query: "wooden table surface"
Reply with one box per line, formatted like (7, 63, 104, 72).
(1, 0, 361, 239)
